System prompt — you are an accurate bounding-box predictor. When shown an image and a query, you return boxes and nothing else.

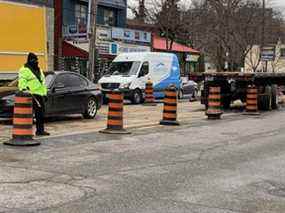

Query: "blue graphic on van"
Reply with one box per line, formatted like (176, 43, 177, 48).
(156, 62, 165, 68)
(153, 54, 181, 98)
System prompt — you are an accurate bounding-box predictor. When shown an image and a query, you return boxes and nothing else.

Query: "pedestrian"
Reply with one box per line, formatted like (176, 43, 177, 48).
(18, 53, 50, 136)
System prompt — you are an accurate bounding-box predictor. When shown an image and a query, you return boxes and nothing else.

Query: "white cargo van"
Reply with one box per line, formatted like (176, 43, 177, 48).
(98, 52, 181, 104)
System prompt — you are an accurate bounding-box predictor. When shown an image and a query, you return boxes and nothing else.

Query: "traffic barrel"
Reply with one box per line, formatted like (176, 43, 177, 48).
(4, 92, 40, 146)
(143, 78, 157, 106)
(206, 86, 223, 119)
(245, 85, 260, 115)
(100, 90, 130, 134)
(160, 85, 180, 126)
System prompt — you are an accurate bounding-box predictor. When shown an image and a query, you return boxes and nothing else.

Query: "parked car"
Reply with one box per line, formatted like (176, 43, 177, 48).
(178, 77, 198, 99)
(0, 71, 102, 119)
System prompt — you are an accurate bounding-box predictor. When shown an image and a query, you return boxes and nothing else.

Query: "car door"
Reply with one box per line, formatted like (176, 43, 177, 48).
(51, 74, 74, 113)
(135, 61, 149, 90)
(64, 73, 89, 112)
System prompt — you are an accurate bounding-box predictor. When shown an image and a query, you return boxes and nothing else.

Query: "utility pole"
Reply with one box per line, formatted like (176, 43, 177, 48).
(87, 0, 97, 82)
(261, 0, 267, 72)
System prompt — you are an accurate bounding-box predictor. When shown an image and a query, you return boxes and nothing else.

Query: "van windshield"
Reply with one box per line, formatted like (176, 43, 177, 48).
(107, 61, 141, 76)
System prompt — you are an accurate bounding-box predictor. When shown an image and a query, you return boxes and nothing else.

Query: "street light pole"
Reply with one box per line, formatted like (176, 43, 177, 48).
(87, 0, 98, 82)
(261, 0, 267, 72)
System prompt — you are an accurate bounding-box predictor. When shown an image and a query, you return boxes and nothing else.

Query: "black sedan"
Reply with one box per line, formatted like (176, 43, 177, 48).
(0, 71, 102, 119)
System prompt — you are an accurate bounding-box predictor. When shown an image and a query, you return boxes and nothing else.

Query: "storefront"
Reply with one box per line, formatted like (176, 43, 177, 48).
(152, 35, 200, 76)
(62, 26, 152, 80)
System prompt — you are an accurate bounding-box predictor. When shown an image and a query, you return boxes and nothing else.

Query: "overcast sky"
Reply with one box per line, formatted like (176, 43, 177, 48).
(127, 0, 285, 17)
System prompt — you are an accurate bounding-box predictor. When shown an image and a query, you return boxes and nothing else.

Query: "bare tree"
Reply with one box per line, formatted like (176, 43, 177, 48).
(128, 0, 147, 22)
(182, 0, 283, 71)
(147, 0, 188, 50)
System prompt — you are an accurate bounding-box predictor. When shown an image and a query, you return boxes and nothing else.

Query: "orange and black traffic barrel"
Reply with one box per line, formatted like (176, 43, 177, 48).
(4, 92, 40, 146)
(245, 85, 260, 115)
(206, 86, 223, 119)
(160, 84, 180, 126)
(144, 79, 156, 106)
(100, 90, 130, 134)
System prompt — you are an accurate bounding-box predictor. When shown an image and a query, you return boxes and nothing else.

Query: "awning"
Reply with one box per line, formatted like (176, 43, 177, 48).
(153, 36, 199, 54)
(62, 41, 89, 58)
(98, 0, 126, 9)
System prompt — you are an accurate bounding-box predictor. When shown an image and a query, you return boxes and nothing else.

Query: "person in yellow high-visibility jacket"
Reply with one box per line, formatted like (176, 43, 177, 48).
(18, 53, 50, 136)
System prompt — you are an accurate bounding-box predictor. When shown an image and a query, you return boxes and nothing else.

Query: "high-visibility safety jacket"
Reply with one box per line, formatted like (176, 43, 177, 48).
(18, 66, 47, 96)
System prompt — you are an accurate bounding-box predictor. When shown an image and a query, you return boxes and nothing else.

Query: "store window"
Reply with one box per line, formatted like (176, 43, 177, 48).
(75, 3, 88, 33)
(103, 8, 116, 26)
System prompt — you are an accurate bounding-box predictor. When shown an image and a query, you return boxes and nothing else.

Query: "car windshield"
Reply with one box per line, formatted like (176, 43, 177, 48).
(107, 61, 141, 76)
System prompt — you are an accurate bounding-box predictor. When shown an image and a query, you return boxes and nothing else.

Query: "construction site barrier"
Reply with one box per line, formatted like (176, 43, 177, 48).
(4, 92, 40, 146)
(160, 85, 180, 126)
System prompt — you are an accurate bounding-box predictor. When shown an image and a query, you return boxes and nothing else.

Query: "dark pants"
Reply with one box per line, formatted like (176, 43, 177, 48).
(33, 95, 45, 134)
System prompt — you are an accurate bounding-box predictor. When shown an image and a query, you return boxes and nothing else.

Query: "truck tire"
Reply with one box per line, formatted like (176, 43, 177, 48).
(271, 84, 278, 110)
(258, 86, 272, 111)
(131, 89, 143, 104)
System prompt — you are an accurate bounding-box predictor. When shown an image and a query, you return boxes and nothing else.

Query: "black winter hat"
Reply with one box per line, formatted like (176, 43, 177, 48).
(27, 52, 38, 63)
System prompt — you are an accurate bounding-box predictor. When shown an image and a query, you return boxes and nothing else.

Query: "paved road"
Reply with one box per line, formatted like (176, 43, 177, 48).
(1, 109, 285, 212)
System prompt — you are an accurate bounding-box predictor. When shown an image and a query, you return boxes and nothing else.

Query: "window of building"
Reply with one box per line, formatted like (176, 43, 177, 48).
(103, 8, 116, 26)
(75, 3, 88, 33)
(280, 48, 285, 57)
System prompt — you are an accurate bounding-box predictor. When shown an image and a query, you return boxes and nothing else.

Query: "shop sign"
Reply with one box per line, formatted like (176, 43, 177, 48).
(96, 26, 112, 41)
(186, 54, 200, 62)
(261, 46, 275, 61)
(63, 22, 88, 39)
(112, 27, 151, 43)
(96, 42, 111, 55)
(110, 43, 151, 55)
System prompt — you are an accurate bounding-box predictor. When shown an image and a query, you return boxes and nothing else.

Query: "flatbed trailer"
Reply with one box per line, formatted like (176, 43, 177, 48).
(190, 72, 285, 111)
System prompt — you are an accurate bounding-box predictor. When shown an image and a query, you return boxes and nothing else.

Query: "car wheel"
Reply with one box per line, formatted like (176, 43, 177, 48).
(83, 97, 98, 119)
(131, 89, 142, 104)
(178, 90, 183, 99)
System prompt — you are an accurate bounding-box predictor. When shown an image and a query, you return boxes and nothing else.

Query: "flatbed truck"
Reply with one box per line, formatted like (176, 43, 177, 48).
(190, 72, 285, 111)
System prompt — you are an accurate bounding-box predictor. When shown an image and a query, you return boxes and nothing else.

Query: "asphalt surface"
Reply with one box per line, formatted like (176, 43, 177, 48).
(1, 109, 285, 212)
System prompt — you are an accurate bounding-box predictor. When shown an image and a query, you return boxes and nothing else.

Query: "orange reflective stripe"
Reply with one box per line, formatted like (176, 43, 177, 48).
(107, 120, 123, 126)
(247, 100, 257, 105)
(163, 113, 176, 119)
(109, 94, 123, 100)
(12, 129, 33, 135)
(14, 97, 32, 103)
(207, 109, 222, 114)
(13, 118, 33, 125)
(247, 94, 257, 99)
(109, 103, 123, 109)
(14, 107, 33, 114)
(209, 95, 221, 99)
(165, 92, 177, 97)
(208, 102, 220, 107)
(209, 87, 220, 93)
(164, 98, 176, 103)
(108, 111, 122, 117)
(164, 106, 177, 111)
